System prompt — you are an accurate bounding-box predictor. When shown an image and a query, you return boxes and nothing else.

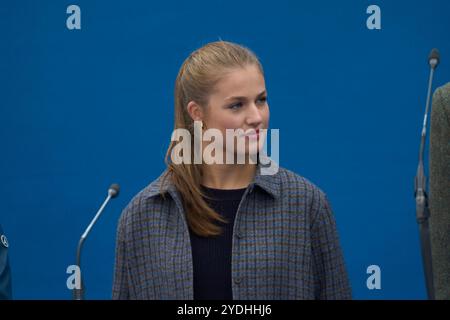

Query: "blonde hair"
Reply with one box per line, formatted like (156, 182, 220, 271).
(162, 41, 264, 237)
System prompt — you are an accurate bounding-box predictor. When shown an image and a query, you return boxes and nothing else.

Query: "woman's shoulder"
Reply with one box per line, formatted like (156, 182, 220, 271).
(118, 170, 171, 225)
(276, 166, 327, 199)
(275, 167, 333, 222)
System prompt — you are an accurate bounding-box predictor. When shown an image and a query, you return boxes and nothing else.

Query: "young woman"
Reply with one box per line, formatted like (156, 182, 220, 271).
(112, 41, 351, 300)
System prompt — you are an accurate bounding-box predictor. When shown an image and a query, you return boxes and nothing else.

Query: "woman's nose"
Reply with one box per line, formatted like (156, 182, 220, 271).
(245, 103, 263, 126)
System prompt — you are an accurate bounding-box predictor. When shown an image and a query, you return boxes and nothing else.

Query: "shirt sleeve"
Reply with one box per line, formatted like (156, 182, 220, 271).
(429, 83, 450, 300)
(310, 189, 352, 300)
(112, 213, 130, 300)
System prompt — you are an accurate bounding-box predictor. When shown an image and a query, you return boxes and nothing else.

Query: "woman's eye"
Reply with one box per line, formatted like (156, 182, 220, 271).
(228, 97, 266, 109)
(257, 97, 267, 104)
(229, 102, 243, 109)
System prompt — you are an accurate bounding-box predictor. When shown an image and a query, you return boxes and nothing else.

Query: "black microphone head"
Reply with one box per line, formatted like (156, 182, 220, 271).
(108, 183, 120, 198)
(428, 48, 440, 69)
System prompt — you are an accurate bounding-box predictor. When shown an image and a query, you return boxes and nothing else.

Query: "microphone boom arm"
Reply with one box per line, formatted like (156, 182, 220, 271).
(73, 184, 119, 300)
(414, 51, 438, 300)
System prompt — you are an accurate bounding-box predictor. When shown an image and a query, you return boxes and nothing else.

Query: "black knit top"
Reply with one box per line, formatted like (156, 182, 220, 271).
(188, 185, 246, 300)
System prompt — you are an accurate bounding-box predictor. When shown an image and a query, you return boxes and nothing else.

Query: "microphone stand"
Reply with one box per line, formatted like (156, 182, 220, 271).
(414, 50, 439, 300)
(73, 185, 119, 300)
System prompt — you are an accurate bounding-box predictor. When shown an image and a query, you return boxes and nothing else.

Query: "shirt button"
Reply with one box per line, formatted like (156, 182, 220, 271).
(234, 277, 242, 284)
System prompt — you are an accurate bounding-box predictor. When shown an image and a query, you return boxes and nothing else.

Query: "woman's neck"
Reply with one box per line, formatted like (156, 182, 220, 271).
(201, 163, 257, 190)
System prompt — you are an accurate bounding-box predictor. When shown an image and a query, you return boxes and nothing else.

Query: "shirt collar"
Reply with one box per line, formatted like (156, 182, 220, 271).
(142, 155, 281, 200)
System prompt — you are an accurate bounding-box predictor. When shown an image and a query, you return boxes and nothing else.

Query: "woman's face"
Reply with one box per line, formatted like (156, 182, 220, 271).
(201, 64, 270, 160)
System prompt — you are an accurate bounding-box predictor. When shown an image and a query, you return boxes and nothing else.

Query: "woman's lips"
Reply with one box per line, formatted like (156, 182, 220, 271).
(240, 129, 260, 138)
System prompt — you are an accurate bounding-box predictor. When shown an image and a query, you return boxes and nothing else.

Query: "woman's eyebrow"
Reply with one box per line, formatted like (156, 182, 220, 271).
(224, 90, 267, 101)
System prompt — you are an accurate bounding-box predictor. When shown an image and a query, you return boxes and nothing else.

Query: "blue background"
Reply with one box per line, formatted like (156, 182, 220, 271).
(1, 0, 449, 299)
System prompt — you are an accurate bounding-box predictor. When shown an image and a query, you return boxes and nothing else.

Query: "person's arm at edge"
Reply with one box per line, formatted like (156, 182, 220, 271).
(112, 210, 130, 300)
(310, 188, 352, 300)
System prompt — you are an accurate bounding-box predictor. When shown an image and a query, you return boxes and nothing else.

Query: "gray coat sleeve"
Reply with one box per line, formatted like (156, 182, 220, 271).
(429, 82, 450, 300)
(112, 211, 130, 300)
(310, 189, 352, 299)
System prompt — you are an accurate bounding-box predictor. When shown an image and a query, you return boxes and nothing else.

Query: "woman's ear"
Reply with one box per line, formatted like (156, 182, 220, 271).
(186, 101, 204, 122)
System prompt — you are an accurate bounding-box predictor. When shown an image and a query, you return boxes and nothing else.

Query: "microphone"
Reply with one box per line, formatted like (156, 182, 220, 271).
(414, 48, 440, 300)
(429, 48, 440, 69)
(73, 183, 120, 300)
(429, 82, 450, 300)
